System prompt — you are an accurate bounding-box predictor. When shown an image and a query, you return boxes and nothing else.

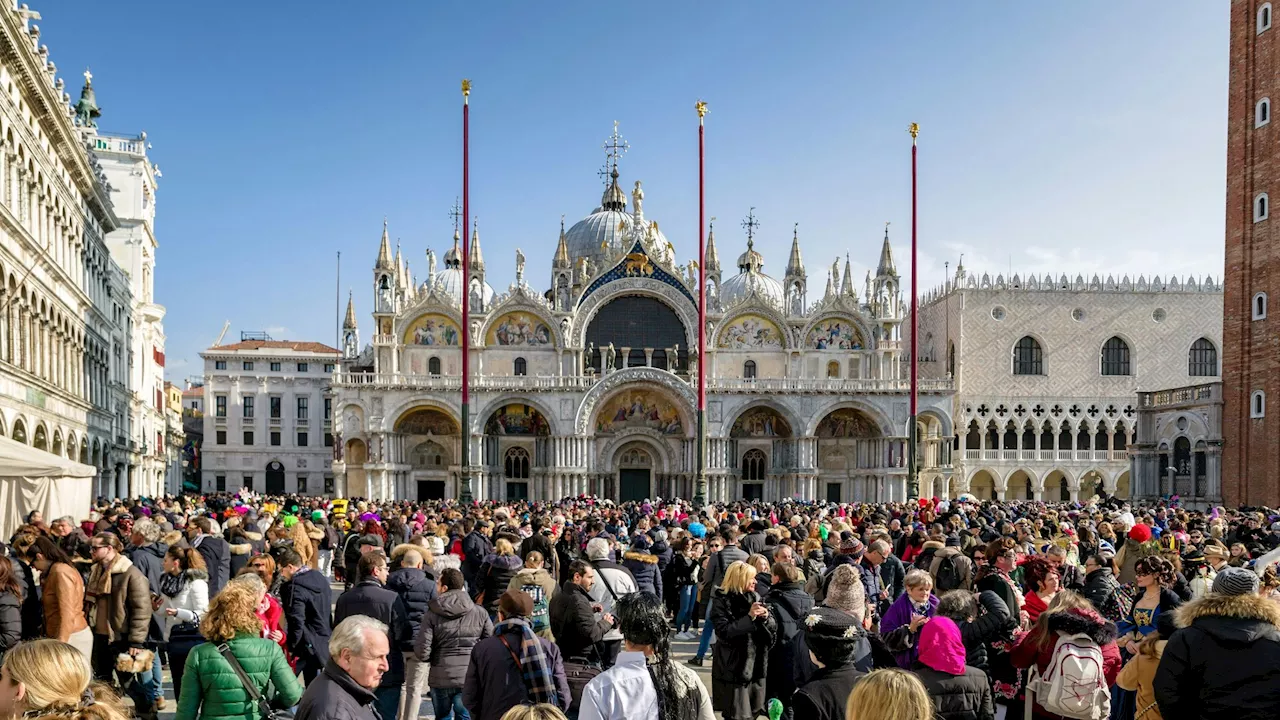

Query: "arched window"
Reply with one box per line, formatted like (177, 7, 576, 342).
(742, 448, 767, 481)
(1259, 98, 1272, 128)
(1252, 390, 1266, 418)
(1013, 336, 1043, 375)
(1256, 193, 1269, 222)
(826, 361, 840, 378)
(1100, 336, 1131, 376)
(1188, 338, 1218, 376)
(428, 356, 441, 375)
(1254, 292, 1268, 320)
(743, 360, 757, 379)
(1261, 2, 1273, 32)
(947, 342, 956, 377)
(514, 357, 527, 376)
(504, 447, 530, 479)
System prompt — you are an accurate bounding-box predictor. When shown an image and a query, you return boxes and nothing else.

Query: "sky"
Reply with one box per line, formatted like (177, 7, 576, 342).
(35, 2, 1228, 381)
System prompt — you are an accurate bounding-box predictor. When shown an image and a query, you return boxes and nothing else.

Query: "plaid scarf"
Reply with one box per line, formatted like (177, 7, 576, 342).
(493, 617, 556, 706)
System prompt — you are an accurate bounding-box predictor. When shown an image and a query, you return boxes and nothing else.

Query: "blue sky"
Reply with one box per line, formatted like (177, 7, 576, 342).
(36, 2, 1227, 380)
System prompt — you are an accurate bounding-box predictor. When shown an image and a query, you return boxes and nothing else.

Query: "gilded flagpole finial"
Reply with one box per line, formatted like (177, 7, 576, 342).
(461, 79, 472, 98)
(909, 122, 919, 143)
(696, 100, 708, 122)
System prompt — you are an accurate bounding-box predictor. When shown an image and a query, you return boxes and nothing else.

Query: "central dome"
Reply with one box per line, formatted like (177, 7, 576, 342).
(564, 169, 674, 274)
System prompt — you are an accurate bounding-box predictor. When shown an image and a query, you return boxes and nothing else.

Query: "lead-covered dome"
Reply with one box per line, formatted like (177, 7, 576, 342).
(721, 238, 783, 306)
(564, 168, 674, 273)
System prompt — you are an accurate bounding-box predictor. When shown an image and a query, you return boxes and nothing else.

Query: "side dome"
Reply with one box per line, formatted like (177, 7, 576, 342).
(432, 267, 495, 307)
(721, 269, 785, 307)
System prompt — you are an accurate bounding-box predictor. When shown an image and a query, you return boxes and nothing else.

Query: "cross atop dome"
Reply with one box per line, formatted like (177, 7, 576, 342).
(742, 207, 761, 246)
(603, 120, 629, 175)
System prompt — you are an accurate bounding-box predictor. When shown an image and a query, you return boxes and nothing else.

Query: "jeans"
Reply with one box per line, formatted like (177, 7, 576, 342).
(149, 650, 163, 702)
(430, 687, 470, 720)
(374, 686, 402, 720)
(695, 602, 715, 659)
(675, 586, 697, 632)
(397, 653, 430, 720)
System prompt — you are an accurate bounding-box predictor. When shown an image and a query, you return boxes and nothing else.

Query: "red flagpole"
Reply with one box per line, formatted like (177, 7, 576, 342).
(908, 123, 919, 499)
(460, 79, 473, 503)
(695, 101, 708, 508)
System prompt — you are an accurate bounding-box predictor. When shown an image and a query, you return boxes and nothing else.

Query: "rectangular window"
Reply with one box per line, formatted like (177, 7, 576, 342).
(324, 398, 332, 421)
(324, 432, 334, 447)
(242, 396, 254, 418)
(215, 396, 227, 418)
(216, 475, 226, 491)
(324, 363, 335, 373)
(243, 475, 254, 491)
(243, 361, 254, 371)
(297, 431, 308, 447)
(271, 431, 281, 446)
(270, 362, 281, 372)
(214, 360, 226, 370)
(297, 475, 308, 493)
(297, 397, 309, 420)
(243, 430, 254, 445)
(270, 396, 282, 418)
(298, 362, 309, 373)
(324, 476, 335, 494)
(215, 430, 226, 445)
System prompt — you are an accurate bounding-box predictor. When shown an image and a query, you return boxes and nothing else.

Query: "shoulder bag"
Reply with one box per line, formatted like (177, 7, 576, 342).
(216, 642, 293, 720)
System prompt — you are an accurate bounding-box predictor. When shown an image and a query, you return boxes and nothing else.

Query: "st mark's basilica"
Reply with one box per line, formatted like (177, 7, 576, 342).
(330, 136, 954, 504)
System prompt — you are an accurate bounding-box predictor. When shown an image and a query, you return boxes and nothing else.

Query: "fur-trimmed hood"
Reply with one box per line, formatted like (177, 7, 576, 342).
(623, 550, 658, 564)
(1175, 592, 1280, 645)
(229, 541, 254, 555)
(1046, 607, 1118, 645)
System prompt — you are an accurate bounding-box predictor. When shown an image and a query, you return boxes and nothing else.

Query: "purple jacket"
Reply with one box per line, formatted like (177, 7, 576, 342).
(461, 624, 572, 720)
(879, 592, 939, 668)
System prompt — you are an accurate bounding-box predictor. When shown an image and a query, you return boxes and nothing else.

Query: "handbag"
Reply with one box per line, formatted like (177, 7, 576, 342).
(561, 657, 602, 711)
(216, 642, 293, 720)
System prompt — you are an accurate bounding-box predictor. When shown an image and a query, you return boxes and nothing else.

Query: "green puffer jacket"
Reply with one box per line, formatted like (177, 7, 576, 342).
(176, 632, 303, 720)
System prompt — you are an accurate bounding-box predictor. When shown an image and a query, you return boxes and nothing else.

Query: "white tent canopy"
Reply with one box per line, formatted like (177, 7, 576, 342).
(0, 434, 94, 542)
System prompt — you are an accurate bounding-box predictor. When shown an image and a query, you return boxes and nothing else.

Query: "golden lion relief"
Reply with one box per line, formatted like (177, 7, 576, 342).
(622, 253, 654, 277)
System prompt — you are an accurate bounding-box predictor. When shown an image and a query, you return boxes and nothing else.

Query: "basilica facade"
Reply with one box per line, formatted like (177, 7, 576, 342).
(331, 166, 954, 504)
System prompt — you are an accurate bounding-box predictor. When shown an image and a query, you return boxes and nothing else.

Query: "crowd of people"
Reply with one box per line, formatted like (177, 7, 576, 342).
(0, 492, 1276, 720)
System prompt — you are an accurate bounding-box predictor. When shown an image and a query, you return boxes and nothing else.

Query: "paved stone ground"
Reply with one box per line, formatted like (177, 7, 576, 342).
(153, 581, 717, 719)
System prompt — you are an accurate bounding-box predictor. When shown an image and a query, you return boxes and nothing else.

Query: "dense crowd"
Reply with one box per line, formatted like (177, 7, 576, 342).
(0, 492, 1276, 720)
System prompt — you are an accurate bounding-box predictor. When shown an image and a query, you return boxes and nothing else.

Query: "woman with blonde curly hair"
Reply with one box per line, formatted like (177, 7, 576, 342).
(175, 583, 302, 720)
(0, 640, 131, 720)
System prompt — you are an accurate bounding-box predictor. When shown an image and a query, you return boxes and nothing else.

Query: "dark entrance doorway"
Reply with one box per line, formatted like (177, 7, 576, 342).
(619, 469, 650, 503)
(266, 461, 285, 495)
(826, 482, 842, 502)
(742, 483, 764, 501)
(417, 480, 445, 501)
(506, 482, 529, 500)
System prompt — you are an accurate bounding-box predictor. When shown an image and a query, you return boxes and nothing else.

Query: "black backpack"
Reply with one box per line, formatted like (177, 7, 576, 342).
(934, 553, 965, 592)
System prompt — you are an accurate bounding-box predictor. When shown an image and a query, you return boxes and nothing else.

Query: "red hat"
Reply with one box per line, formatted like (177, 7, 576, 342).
(1127, 523, 1152, 543)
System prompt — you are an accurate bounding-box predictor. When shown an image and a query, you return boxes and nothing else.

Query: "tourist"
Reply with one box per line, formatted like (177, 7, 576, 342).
(710, 561, 777, 720)
(843, 668, 934, 720)
(507, 551, 558, 640)
(498, 705, 569, 720)
(415, 567, 493, 720)
(229, 572, 287, 658)
(763, 562, 813, 718)
(84, 533, 153, 716)
(157, 546, 209, 703)
(188, 517, 231, 597)
(880, 569, 938, 668)
(791, 606, 868, 720)
(577, 592, 713, 720)
(1117, 556, 1181, 651)
(621, 534, 662, 598)
(585, 538, 637, 670)
(934, 589, 1013, 672)
(175, 583, 301, 720)
(911, 616, 994, 720)
(690, 531, 745, 667)
(0, 559, 20, 664)
(334, 551, 411, 720)
(477, 539, 523, 619)
(18, 537, 90, 658)
(462, 519, 495, 593)
(1010, 591, 1122, 720)
(1019, 557, 1060, 624)
(671, 538, 702, 639)
(1153, 566, 1280, 718)
(278, 547, 333, 684)
(0, 639, 131, 720)
(297, 615, 390, 720)
(1080, 553, 1128, 622)
(387, 548, 436, 720)
(1115, 615, 1174, 720)
(462, 590, 572, 720)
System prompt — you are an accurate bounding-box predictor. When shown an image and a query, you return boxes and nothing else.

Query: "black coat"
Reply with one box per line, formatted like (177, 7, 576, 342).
(548, 582, 611, 661)
(710, 589, 778, 685)
(741, 531, 768, 557)
(194, 535, 231, 597)
(127, 541, 168, 644)
(461, 531, 494, 585)
(671, 554, 699, 586)
(651, 540, 673, 574)
(1081, 566, 1127, 622)
(913, 663, 995, 720)
(461, 623, 572, 720)
(475, 554, 522, 615)
(879, 553, 907, 600)
(1154, 591, 1280, 720)
(386, 566, 437, 639)
(334, 579, 411, 687)
(764, 581, 814, 706)
(791, 665, 865, 720)
(519, 532, 558, 579)
(295, 659, 377, 720)
(0, 590, 20, 662)
(13, 559, 42, 640)
(622, 550, 663, 598)
(954, 590, 1014, 671)
(281, 568, 333, 666)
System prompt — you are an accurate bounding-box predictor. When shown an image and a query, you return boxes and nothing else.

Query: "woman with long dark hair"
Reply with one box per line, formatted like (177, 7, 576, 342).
(158, 546, 208, 702)
(0, 558, 22, 662)
(18, 537, 90, 658)
(577, 591, 713, 720)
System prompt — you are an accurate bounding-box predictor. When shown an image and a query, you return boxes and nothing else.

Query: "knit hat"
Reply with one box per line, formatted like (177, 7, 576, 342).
(823, 565, 866, 621)
(803, 605, 862, 644)
(839, 536, 865, 557)
(498, 590, 534, 618)
(426, 536, 445, 556)
(1127, 523, 1152, 543)
(1212, 566, 1261, 596)
(312, 510, 324, 521)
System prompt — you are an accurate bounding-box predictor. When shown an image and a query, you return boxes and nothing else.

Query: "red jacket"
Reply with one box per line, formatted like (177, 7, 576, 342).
(1010, 608, 1123, 720)
(257, 593, 289, 664)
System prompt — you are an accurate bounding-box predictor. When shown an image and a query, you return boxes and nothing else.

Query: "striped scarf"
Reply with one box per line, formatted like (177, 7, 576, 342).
(493, 617, 556, 706)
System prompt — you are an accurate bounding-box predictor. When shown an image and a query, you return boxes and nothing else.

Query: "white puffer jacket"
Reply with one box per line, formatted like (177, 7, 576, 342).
(159, 569, 209, 640)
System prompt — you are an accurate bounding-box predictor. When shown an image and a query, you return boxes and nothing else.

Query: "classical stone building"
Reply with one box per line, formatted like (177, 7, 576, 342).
(917, 264, 1223, 502)
(332, 156, 954, 503)
(1131, 382, 1223, 508)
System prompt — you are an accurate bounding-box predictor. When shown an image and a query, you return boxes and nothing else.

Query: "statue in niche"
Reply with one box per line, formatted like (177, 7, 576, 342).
(605, 342, 615, 373)
(585, 342, 594, 373)
(669, 344, 679, 371)
(470, 282, 483, 313)
(790, 288, 804, 316)
(556, 281, 570, 311)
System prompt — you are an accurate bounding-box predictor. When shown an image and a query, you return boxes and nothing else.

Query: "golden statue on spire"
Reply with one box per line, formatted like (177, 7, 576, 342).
(461, 79, 472, 96)
(696, 100, 708, 118)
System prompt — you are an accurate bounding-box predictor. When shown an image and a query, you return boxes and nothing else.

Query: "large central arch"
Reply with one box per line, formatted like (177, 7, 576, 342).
(572, 279, 697, 356)
(575, 367, 696, 436)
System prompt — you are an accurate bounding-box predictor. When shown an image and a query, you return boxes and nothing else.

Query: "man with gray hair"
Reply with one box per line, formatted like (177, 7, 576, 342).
(586, 536, 637, 669)
(296, 615, 390, 720)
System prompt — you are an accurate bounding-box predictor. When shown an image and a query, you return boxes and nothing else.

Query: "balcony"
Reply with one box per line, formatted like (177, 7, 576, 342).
(332, 372, 954, 394)
(958, 448, 1125, 464)
(269, 416, 281, 426)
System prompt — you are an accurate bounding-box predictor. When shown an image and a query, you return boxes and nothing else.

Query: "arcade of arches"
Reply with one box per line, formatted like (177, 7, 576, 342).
(963, 468, 1130, 502)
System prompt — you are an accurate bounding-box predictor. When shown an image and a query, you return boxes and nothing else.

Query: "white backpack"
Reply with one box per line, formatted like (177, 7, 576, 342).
(1025, 631, 1110, 720)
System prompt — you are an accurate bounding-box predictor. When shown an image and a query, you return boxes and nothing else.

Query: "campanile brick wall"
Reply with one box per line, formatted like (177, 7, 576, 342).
(1224, 1, 1280, 507)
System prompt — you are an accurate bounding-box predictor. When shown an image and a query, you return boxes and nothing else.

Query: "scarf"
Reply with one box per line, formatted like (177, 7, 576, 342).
(86, 555, 133, 637)
(159, 571, 188, 599)
(493, 617, 556, 706)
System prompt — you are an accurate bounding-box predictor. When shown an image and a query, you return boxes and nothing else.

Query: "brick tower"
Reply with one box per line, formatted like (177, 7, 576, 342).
(1225, 0, 1280, 507)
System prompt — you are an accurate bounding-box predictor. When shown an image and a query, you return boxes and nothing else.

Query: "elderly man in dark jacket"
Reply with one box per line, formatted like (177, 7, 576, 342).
(463, 590, 571, 720)
(297, 615, 388, 720)
(334, 551, 410, 720)
(415, 568, 492, 720)
(386, 548, 435, 720)
(280, 548, 333, 685)
(549, 560, 615, 661)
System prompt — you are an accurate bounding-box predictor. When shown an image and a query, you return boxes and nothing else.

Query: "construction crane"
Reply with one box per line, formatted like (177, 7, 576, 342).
(212, 321, 230, 348)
